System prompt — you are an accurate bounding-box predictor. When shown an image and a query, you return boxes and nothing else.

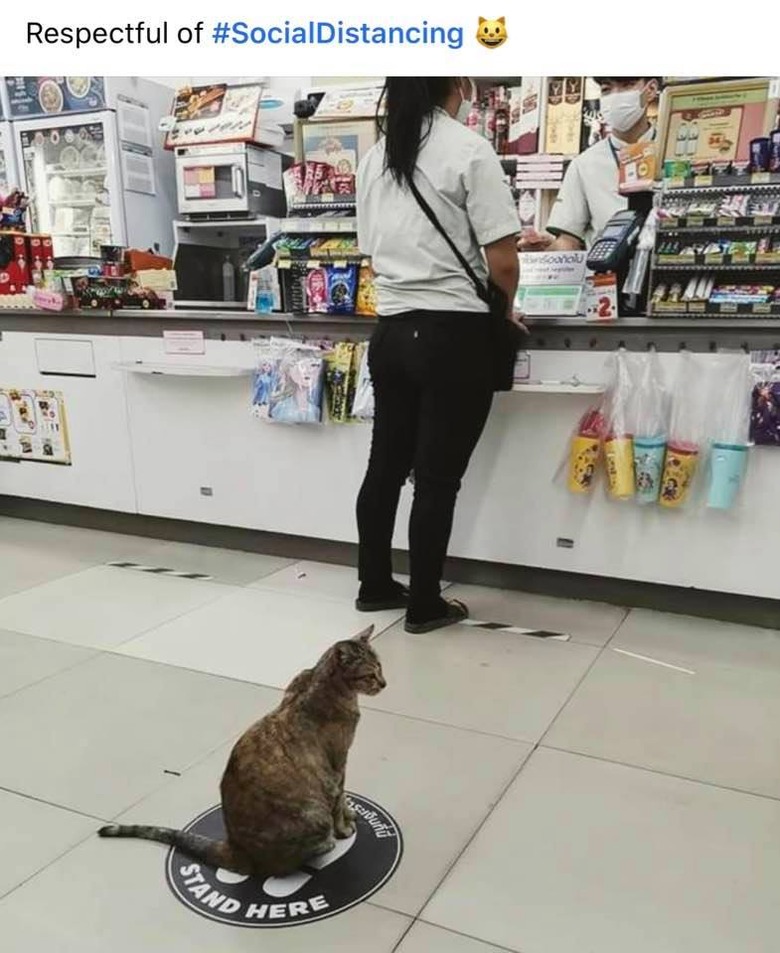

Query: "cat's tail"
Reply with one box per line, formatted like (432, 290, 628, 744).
(98, 824, 249, 872)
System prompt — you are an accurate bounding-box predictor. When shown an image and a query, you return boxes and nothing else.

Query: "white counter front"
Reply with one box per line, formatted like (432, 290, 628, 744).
(0, 324, 778, 602)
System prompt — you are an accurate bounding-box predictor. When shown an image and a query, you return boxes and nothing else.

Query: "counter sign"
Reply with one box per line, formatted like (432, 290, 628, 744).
(166, 794, 402, 927)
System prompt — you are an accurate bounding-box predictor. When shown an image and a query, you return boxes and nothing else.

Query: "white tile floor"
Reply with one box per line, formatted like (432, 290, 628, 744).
(0, 516, 778, 952)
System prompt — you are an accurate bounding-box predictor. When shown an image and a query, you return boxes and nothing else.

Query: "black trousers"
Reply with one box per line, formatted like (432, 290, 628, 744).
(356, 310, 494, 618)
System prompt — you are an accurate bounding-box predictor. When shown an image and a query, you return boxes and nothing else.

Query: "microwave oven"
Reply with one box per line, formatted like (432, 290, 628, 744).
(175, 142, 289, 218)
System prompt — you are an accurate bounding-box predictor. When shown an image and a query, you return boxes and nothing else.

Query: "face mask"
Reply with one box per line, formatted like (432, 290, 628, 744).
(600, 88, 645, 134)
(456, 79, 476, 124)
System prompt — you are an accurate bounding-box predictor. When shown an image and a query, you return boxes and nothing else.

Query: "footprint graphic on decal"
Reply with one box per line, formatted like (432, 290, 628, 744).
(215, 868, 250, 885)
(263, 831, 358, 898)
(213, 830, 358, 897)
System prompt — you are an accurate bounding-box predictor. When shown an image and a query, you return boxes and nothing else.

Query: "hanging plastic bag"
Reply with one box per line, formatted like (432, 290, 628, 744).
(561, 400, 607, 495)
(749, 350, 780, 447)
(268, 340, 325, 425)
(704, 352, 752, 510)
(659, 350, 705, 509)
(602, 349, 635, 500)
(629, 349, 669, 505)
(351, 343, 375, 421)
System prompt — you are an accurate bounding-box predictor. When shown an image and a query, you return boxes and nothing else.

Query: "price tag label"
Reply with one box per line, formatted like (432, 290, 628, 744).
(687, 216, 704, 228)
(695, 175, 713, 187)
(720, 303, 738, 313)
(752, 172, 771, 185)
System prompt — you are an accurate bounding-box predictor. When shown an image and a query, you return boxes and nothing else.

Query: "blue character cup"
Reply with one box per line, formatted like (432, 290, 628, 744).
(706, 442, 748, 510)
(633, 435, 666, 505)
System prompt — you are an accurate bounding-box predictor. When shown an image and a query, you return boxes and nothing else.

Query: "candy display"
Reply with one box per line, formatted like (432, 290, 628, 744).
(658, 193, 780, 222)
(283, 160, 356, 206)
(651, 278, 780, 309)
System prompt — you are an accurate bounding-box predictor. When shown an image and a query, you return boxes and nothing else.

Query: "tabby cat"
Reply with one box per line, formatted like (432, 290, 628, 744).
(99, 625, 385, 876)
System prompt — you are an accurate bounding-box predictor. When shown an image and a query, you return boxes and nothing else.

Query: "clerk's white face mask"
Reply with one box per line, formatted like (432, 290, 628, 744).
(600, 87, 646, 134)
(456, 78, 476, 124)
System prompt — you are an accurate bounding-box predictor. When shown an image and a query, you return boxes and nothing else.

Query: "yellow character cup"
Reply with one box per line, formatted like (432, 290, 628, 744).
(567, 435, 600, 494)
(659, 441, 699, 508)
(604, 435, 635, 499)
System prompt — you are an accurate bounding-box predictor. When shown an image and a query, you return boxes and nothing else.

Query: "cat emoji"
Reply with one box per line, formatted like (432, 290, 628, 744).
(476, 16, 508, 49)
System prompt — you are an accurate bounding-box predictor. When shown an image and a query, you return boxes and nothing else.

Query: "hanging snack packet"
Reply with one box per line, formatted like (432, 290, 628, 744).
(250, 339, 280, 420)
(305, 267, 329, 313)
(351, 343, 375, 420)
(324, 341, 355, 423)
(356, 262, 378, 317)
(326, 264, 358, 314)
(268, 342, 325, 425)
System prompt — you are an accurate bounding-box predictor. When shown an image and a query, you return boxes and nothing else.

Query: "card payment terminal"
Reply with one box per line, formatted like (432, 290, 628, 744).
(586, 209, 644, 273)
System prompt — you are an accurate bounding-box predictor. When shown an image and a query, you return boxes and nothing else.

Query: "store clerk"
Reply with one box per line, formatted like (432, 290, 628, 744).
(520, 77, 661, 251)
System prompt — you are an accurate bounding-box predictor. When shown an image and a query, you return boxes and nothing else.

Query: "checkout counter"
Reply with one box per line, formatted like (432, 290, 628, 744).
(1, 302, 779, 628)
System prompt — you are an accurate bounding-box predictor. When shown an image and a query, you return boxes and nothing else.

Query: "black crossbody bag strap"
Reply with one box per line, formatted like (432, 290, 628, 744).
(407, 176, 490, 306)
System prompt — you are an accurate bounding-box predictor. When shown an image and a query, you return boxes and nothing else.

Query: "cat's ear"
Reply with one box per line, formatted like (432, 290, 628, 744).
(335, 641, 362, 667)
(352, 625, 374, 644)
(498, 16, 506, 25)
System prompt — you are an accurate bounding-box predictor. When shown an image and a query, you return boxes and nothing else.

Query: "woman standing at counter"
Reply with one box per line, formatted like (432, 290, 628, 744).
(355, 76, 521, 633)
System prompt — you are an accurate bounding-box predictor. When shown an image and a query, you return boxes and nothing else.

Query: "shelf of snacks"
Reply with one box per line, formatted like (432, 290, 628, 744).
(649, 157, 780, 320)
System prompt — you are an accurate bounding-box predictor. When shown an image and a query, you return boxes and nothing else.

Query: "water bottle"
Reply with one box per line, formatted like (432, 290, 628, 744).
(222, 256, 236, 302)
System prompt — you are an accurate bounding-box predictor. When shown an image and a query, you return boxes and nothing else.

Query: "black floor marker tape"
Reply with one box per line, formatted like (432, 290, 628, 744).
(461, 619, 571, 641)
(107, 561, 213, 581)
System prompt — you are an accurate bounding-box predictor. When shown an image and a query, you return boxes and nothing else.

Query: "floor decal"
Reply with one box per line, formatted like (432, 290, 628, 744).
(166, 793, 402, 927)
(461, 619, 571, 641)
(107, 561, 213, 580)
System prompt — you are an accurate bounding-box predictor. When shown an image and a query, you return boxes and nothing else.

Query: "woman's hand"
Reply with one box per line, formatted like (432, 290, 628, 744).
(509, 312, 529, 334)
(517, 228, 554, 252)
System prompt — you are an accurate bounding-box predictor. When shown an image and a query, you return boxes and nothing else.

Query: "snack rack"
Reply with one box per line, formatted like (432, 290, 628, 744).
(274, 197, 364, 314)
(649, 171, 780, 319)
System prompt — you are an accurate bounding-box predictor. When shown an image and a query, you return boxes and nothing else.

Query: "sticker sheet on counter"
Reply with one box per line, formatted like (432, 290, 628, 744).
(0, 389, 71, 465)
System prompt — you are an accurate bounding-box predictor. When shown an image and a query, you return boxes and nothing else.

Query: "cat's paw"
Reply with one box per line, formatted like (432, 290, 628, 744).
(334, 819, 356, 839)
(343, 804, 356, 823)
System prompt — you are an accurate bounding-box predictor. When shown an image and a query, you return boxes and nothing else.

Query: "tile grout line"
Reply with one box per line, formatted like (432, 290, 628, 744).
(398, 609, 635, 938)
(0, 784, 108, 822)
(0, 826, 98, 906)
(539, 742, 780, 806)
(0, 648, 101, 706)
(404, 745, 538, 931)
(535, 606, 633, 750)
(410, 916, 522, 953)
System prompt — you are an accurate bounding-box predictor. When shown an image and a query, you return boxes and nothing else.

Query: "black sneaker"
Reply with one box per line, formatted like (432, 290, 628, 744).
(355, 583, 409, 613)
(404, 599, 469, 634)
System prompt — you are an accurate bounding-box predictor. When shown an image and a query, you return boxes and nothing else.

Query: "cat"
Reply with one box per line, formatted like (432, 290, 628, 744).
(98, 625, 384, 877)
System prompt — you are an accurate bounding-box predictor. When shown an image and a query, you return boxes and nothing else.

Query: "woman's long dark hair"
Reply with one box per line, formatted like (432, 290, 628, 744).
(378, 77, 457, 186)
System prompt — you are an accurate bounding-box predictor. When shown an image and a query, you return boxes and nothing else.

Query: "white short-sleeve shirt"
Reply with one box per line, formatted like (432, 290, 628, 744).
(547, 128, 656, 247)
(357, 109, 520, 315)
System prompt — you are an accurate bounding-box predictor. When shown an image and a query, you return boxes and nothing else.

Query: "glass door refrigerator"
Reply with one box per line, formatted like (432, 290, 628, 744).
(0, 84, 19, 194)
(5, 77, 176, 259)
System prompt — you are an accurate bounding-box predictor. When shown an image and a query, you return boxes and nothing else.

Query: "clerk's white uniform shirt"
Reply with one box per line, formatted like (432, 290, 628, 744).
(547, 127, 656, 247)
(357, 109, 520, 315)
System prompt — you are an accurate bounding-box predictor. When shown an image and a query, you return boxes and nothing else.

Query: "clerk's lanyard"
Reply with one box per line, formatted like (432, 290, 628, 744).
(608, 126, 657, 168)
